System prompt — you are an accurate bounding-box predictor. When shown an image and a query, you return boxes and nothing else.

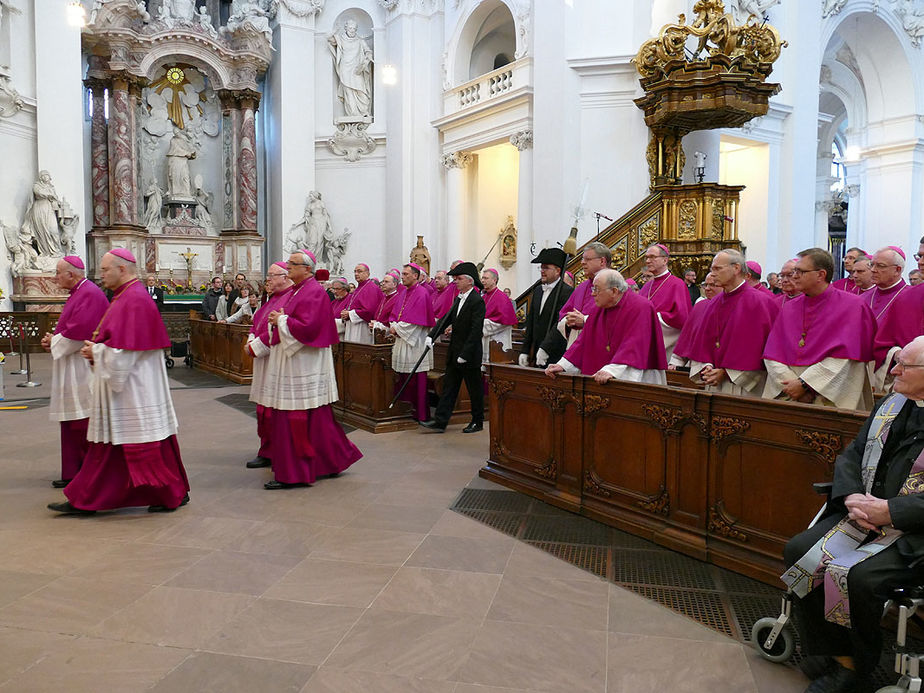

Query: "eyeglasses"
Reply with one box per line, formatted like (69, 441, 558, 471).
(286, 261, 308, 267)
(791, 268, 821, 277)
(267, 273, 287, 278)
(590, 286, 615, 295)
(872, 262, 899, 270)
(894, 360, 924, 370)
(779, 272, 794, 279)
(915, 254, 923, 261)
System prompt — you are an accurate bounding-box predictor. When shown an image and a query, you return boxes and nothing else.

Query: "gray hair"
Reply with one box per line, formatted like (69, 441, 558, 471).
(294, 249, 316, 270)
(717, 248, 746, 272)
(875, 246, 905, 269)
(853, 256, 872, 269)
(330, 278, 349, 290)
(596, 268, 628, 293)
(584, 242, 612, 264)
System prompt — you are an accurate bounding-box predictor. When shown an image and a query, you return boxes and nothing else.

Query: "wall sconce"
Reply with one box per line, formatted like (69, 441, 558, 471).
(67, 1, 87, 27)
(381, 65, 397, 85)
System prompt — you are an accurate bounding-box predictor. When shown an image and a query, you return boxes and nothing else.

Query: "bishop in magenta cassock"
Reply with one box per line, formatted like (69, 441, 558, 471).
(830, 246, 866, 293)
(762, 248, 876, 410)
(243, 261, 293, 469)
(370, 272, 400, 333)
(556, 241, 611, 357)
(674, 250, 779, 397)
(432, 270, 458, 319)
(263, 250, 362, 489)
(745, 260, 775, 297)
(873, 280, 924, 393)
(545, 269, 667, 385)
(41, 256, 109, 488)
(341, 263, 384, 344)
(668, 272, 718, 369)
(867, 247, 910, 390)
(639, 243, 690, 359)
(480, 268, 517, 364)
(329, 278, 350, 337)
(389, 264, 435, 422)
(48, 248, 190, 515)
(775, 258, 802, 306)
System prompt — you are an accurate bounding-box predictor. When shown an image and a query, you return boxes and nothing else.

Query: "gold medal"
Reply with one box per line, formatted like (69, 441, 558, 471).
(799, 336, 805, 347)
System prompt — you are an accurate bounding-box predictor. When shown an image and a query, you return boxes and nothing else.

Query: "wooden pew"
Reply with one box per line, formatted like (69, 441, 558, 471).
(482, 363, 868, 586)
(188, 318, 254, 383)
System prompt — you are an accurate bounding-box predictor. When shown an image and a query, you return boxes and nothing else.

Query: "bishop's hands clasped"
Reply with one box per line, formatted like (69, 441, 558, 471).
(80, 340, 95, 365)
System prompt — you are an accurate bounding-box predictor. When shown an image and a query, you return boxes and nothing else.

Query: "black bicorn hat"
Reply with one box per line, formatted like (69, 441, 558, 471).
(531, 247, 568, 270)
(448, 261, 484, 291)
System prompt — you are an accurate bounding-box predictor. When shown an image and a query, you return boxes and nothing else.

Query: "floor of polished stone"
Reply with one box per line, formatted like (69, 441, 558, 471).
(0, 353, 810, 692)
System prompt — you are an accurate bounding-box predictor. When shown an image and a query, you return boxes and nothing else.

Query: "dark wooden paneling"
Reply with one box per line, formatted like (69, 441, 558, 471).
(188, 319, 253, 383)
(482, 364, 868, 586)
(332, 342, 417, 433)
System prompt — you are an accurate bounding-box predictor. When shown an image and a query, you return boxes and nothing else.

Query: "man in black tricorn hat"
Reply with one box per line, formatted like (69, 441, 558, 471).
(519, 247, 574, 368)
(420, 262, 486, 433)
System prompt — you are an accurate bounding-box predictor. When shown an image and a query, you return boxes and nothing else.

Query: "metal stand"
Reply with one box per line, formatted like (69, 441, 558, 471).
(9, 329, 27, 375)
(16, 347, 40, 388)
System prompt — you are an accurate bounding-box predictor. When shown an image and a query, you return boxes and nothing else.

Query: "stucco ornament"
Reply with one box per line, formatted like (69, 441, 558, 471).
(728, 0, 780, 22)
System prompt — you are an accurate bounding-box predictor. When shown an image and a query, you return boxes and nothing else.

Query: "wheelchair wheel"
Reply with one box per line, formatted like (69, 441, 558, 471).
(165, 357, 175, 369)
(750, 617, 795, 663)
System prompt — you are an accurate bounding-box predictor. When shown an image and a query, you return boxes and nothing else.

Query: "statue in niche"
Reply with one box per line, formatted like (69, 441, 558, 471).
(168, 0, 196, 22)
(285, 190, 347, 274)
(20, 171, 63, 258)
(143, 180, 164, 231)
(193, 177, 213, 228)
(166, 128, 197, 199)
(3, 218, 38, 275)
(328, 19, 374, 119)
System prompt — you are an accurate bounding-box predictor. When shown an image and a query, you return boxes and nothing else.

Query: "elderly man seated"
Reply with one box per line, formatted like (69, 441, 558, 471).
(782, 335, 924, 693)
(544, 269, 667, 385)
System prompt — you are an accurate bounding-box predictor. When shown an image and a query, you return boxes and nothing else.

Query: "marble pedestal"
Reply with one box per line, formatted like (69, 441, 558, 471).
(11, 272, 69, 312)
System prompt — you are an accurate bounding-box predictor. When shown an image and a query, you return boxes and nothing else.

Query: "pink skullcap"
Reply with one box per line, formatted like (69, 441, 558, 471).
(371, 277, 379, 283)
(626, 278, 638, 287)
(565, 271, 574, 279)
(888, 245, 906, 260)
(408, 262, 425, 273)
(63, 255, 85, 270)
(746, 260, 762, 276)
(387, 269, 400, 277)
(273, 261, 287, 270)
(109, 247, 136, 263)
(297, 249, 317, 264)
(357, 263, 369, 271)
(655, 243, 670, 256)
(483, 268, 499, 278)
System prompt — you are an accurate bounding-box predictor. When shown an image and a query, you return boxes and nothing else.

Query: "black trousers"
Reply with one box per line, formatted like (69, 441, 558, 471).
(783, 514, 920, 675)
(434, 359, 484, 426)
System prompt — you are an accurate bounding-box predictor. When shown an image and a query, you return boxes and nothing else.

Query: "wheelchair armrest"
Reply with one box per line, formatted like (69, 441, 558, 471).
(812, 482, 833, 496)
(891, 585, 924, 600)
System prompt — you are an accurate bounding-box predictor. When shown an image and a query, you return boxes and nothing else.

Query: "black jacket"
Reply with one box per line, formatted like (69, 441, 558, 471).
(201, 288, 223, 319)
(520, 280, 573, 363)
(146, 285, 165, 310)
(430, 290, 485, 365)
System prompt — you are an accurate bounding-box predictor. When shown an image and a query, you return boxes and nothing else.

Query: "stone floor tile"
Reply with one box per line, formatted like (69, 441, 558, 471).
(456, 620, 607, 693)
(205, 598, 362, 665)
(0, 570, 56, 608)
(0, 627, 76, 685)
(0, 529, 117, 575)
(91, 585, 254, 648)
(429, 509, 515, 540)
(263, 558, 398, 608)
(139, 515, 261, 549)
(0, 636, 190, 693)
(71, 542, 208, 585)
(230, 520, 332, 557)
(309, 527, 426, 566)
(371, 566, 501, 619)
(605, 633, 758, 693)
(300, 669, 456, 693)
(406, 534, 513, 574)
(323, 610, 478, 680)
(345, 503, 445, 533)
(164, 549, 301, 595)
(148, 652, 315, 693)
(743, 647, 807, 693)
(487, 575, 609, 631)
(0, 577, 154, 634)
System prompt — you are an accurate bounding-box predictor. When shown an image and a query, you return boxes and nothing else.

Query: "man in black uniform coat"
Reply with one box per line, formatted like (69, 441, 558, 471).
(519, 248, 573, 368)
(783, 335, 924, 693)
(420, 262, 486, 434)
(145, 275, 165, 310)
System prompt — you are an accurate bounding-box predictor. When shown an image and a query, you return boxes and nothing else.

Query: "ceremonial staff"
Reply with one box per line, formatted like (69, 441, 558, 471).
(387, 302, 454, 410)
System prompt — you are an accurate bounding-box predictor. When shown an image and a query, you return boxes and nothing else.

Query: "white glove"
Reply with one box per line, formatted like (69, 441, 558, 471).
(536, 348, 549, 367)
(425, 336, 433, 349)
(457, 357, 466, 364)
(518, 353, 529, 367)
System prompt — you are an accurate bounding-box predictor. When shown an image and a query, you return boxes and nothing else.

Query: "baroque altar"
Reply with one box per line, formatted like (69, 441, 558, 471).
(80, 0, 272, 288)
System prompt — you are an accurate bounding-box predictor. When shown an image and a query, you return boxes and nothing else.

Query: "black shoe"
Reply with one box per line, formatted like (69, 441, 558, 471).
(47, 501, 95, 515)
(148, 493, 190, 513)
(419, 420, 446, 432)
(798, 656, 836, 681)
(462, 422, 484, 433)
(51, 479, 71, 489)
(264, 480, 308, 490)
(803, 663, 861, 693)
(245, 456, 271, 469)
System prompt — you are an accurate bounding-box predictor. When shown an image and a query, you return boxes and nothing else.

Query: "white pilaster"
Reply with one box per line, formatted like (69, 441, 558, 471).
(513, 134, 534, 294)
(441, 150, 470, 267)
(264, 7, 318, 263)
(34, 0, 86, 258)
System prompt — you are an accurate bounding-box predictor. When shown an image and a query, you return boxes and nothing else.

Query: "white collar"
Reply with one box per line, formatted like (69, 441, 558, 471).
(458, 287, 474, 301)
(542, 278, 560, 291)
(725, 279, 747, 294)
(879, 278, 905, 292)
(654, 269, 670, 279)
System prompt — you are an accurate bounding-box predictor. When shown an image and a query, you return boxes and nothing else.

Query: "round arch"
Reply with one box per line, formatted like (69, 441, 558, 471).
(446, 0, 524, 87)
(139, 44, 231, 91)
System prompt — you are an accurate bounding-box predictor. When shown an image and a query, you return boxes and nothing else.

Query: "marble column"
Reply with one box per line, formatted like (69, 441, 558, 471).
(511, 131, 534, 295)
(441, 151, 471, 266)
(86, 77, 110, 229)
(238, 94, 259, 233)
(107, 73, 144, 228)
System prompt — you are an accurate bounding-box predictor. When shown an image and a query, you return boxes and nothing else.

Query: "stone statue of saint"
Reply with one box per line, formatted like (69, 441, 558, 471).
(170, 0, 196, 22)
(285, 190, 335, 262)
(166, 129, 197, 199)
(143, 180, 163, 230)
(3, 219, 38, 275)
(194, 185, 213, 227)
(328, 20, 373, 119)
(20, 170, 63, 258)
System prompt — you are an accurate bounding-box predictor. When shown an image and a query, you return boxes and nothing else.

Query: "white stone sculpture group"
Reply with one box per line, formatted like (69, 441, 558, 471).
(285, 190, 350, 275)
(3, 171, 80, 275)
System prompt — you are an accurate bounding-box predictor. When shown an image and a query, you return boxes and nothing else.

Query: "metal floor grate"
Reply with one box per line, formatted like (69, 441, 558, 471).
(450, 484, 906, 686)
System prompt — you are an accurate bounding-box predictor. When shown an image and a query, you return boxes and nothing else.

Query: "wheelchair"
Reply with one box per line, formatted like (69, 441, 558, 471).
(751, 482, 924, 693)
